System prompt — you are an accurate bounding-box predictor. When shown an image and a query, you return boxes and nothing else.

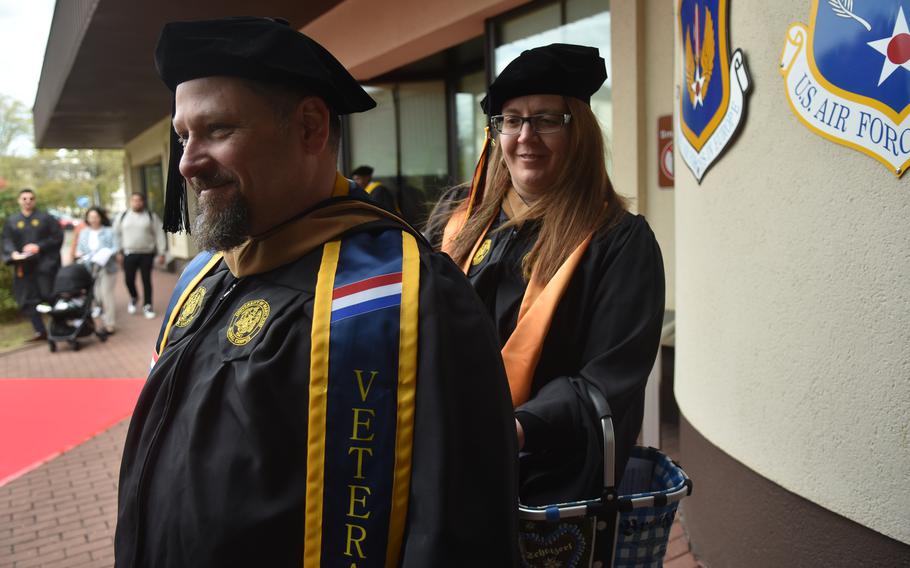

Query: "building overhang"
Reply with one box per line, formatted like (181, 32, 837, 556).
(303, 0, 527, 81)
(34, 0, 342, 149)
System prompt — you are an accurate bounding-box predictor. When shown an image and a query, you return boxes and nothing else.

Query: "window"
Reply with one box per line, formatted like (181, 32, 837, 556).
(348, 85, 398, 180)
(348, 81, 450, 206)
(398, 81, 448, 196)
(454, 70, 487, 183)
(140, 162, 164, 219)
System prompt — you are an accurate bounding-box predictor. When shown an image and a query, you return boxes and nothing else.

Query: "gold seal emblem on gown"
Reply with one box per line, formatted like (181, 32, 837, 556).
(472, 239, 492, 266)
(227, 299, 270, 346)
(175, 286, 206, 328)
(16, 220, 24, 229)
(30, 219, 40, 227)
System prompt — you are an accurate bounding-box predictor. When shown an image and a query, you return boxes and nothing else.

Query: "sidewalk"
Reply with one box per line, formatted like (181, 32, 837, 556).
(0, 268, 175, 568)
(0, 264, 701, 567)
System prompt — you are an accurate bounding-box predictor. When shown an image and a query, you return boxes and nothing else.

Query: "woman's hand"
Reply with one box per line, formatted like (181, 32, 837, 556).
(515, 418, 525, 451)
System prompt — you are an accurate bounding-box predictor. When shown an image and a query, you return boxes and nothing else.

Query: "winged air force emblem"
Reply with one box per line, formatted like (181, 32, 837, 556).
(685, 3, 715, 109)
(782, 0, 910, 177)
(677, 0, 751, 182)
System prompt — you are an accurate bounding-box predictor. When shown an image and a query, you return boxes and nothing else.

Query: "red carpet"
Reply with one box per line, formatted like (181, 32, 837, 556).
(0, 378, 145, 486)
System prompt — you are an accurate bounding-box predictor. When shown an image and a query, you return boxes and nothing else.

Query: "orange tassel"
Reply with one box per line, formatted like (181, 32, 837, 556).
(442, 127, 493, 260)
(465, 127, 492, 219)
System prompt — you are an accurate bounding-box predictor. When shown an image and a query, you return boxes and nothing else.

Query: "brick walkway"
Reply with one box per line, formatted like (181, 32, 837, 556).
(665, 509, 703, 567)
(0, 262, 701, 567)
(0, 266, 175, 568)
(0, 422, 127, 568)
(661, 426, 703, 568)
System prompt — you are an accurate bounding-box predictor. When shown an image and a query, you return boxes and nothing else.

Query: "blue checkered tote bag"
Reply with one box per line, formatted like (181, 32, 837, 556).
(612, 447, 692, 567)
(518, 385, 692, 568)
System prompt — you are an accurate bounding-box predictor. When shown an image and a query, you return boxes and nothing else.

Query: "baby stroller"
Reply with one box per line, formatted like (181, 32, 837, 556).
(40, 261, 109, 352)
(518, 384, 692, 568)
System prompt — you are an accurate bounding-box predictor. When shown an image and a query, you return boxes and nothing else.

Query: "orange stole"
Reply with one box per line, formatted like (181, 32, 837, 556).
(443, 210, 592, 407)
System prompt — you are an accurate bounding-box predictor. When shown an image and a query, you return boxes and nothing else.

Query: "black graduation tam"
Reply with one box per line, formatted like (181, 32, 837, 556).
(155, 17, 375, 113)
(351, 165, 374, 176)
(155, 16, 376, 233)
(480, 43, 607, 116)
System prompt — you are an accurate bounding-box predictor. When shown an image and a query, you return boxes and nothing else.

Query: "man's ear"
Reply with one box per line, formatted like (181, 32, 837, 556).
(295, 96, 331, 154)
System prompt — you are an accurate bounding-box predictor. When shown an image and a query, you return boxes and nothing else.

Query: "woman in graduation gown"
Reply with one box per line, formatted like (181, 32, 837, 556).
(429, 43, 665, 506)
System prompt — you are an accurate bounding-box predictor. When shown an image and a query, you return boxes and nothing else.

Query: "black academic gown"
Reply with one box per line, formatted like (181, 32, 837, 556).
(365, 183, 399, 214)
(365, 183, 428, 229)
(114, 200, 519, 568)
(466, 209, 665, 506)
(1, 210, 63, 306)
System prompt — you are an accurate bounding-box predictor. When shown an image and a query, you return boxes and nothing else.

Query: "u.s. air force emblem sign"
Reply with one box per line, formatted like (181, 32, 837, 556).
(782, 1, 910, 177)
(677, 0, 751, 182)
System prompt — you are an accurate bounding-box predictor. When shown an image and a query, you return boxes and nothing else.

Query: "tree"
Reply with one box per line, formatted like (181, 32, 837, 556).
(35, 149, 125, 209)
(0, 97, 126, 323)
(0, 147, 124, 212)
(0, 95, 32, 156)
(1, 95, 125, 211)
(0, 96, 36, 322)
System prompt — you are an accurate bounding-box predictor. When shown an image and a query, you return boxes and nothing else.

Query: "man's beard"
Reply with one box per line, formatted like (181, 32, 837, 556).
(191, 183, 251, 252)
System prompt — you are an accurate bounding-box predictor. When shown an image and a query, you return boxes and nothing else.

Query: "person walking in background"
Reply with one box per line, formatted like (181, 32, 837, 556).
(1, 188, 63, 340)
(113, 192, 166, 319)
(351, 165, 398, 212)
(75, 207, 118, 334)
(352, 165, 427, 228)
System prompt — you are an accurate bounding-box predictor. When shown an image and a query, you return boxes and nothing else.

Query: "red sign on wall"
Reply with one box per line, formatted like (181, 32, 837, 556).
(658, 115, 674, 188)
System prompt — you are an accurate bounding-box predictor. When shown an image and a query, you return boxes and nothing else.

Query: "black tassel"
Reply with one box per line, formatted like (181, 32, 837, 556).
(162, 112, 190, 233)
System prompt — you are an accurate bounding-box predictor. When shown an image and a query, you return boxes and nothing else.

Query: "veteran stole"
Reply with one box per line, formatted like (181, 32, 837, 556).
(305, 230, 419, 567)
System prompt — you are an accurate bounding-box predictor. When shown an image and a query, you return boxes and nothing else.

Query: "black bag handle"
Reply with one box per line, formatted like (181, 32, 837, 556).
(517, 383, 619, 520)
(583, 382, 616, 494)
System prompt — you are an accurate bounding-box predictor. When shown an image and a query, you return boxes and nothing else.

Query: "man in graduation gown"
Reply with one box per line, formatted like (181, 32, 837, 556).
(352, 165, 428, 228)
(114, 17, 518, 568)
(1, 188, 63, 340)
(351, 165, 397, 213)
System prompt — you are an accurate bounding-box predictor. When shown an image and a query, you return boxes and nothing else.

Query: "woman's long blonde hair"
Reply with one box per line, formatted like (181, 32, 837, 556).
(449, 97, 627, 282)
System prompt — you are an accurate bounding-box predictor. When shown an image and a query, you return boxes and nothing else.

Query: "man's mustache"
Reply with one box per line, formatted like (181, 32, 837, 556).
(187, 173, 237, 193)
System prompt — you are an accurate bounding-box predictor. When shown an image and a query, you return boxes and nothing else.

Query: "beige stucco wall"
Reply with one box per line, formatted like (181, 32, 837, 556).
(644, 1, 677, 310)
(611, 0, 644, 213)
(673, 1, 910, 544)
(124, 117, 169, 200)
(612, 0, 676, 310)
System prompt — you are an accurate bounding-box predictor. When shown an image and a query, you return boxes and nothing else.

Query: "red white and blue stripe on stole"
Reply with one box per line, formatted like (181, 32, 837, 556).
(331, 271, 402, 323)
(305, 229, 419, 568)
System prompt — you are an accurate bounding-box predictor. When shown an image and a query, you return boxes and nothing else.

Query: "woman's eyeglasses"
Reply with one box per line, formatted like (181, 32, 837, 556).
(490, 113, 572, 135)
